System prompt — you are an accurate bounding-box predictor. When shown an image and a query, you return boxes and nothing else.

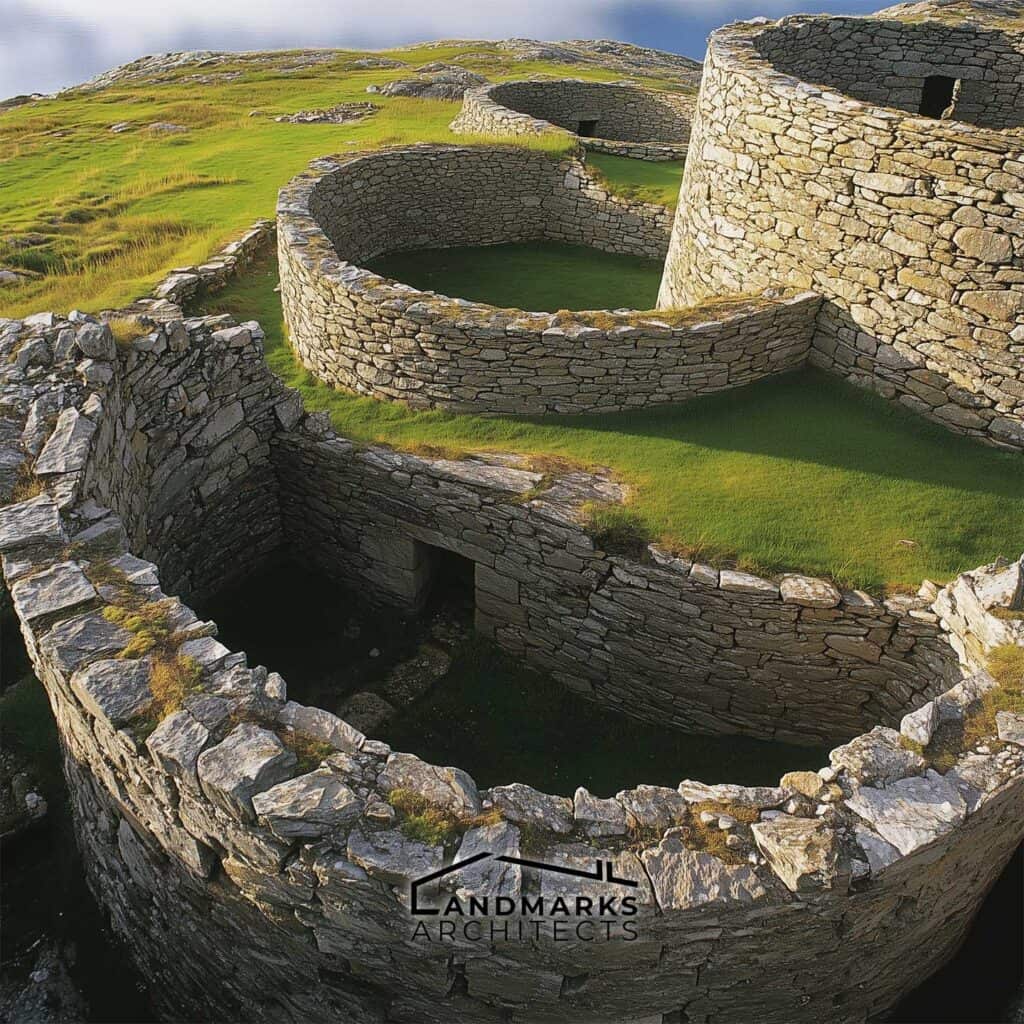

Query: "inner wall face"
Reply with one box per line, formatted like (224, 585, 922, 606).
(487, 80, 692, 142)
(752, 17, 1024, 128)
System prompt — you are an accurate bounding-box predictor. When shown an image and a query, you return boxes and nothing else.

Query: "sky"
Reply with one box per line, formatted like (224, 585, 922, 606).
(2, 0, 883, 99)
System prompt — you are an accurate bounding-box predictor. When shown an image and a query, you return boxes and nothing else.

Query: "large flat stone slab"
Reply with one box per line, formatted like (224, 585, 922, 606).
(846, 770, 966, 856)
(197, 723, 297, 823)
(641, 834, 766, 910)
(0, 494, 63, 552)
(70, 657, 153, 727)
(252, 769, 361, 839)
(11, 561, 96, 625)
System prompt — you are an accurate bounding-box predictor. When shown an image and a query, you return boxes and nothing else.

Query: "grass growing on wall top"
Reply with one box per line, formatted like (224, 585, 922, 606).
(0, 43, 675, 318)
(191, 254, 1024, 593)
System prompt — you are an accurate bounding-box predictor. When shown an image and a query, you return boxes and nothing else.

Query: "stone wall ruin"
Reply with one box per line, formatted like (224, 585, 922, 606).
(452, 79, 693, 160)
(1, 308, 1022, 1023)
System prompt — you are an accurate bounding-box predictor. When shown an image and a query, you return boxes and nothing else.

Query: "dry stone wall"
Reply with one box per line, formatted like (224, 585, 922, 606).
(272, 435, 959, 745)
(1, 311, 1023, 1023)
(658, 13, 1024, 451)
(753, 15, 1024, 129)
(278, 145, 820, 415)
(452, 80, 693, 160)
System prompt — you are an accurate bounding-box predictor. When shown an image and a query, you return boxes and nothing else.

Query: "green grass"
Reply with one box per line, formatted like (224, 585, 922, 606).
(191, 254, 1024, 592)
(385, 638, 830, 796)
(367, 241, 663, 312)
(585, 151, 685, 208)
(0, 45, 684, 319)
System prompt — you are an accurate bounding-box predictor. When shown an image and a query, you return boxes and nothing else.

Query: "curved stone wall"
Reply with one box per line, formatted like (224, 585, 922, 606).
(278, 145, 820, 415)
(452, 80, 692, 160)
(2, 310, 1023, 1023)
(753, 14, 1024, 129)
(658, 13, 1024, 451)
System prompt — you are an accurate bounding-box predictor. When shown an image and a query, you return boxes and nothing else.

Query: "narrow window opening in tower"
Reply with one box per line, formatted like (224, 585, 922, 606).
(577, 118, 599, 137)
(919, 75, 959, 118)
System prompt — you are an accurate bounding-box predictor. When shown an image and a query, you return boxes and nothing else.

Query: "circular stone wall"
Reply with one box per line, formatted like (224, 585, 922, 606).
(657, 10, 1024, 451)
(2, 312, 1023, 1024)
(452, 80, 692, 160)
(277, 144, 823, 415)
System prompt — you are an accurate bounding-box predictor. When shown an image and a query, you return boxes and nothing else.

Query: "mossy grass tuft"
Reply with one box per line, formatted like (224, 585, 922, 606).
(387, 787, 502, 846)
(676, 800, 759, 864)
(909, 644, 1024, 771)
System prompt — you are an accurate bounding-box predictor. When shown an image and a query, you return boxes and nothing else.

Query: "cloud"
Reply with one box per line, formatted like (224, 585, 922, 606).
(1, 0, 879, 98)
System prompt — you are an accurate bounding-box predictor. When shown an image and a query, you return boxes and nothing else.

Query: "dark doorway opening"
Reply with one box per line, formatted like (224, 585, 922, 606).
(577, 118, 599, 137)
(423, 543, 476, 617)
(919, 75, 958, 118)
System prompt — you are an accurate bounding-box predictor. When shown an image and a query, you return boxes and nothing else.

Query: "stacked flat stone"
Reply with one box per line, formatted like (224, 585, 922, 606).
(277, 144, 820, 415)
(658, 8, 1024, 450)
(452, 79, 693, 162)
(1, 309, 1021, 1023)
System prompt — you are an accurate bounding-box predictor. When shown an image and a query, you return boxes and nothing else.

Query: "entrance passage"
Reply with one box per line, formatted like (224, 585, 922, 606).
(577, 118, 599, 137)
(919, 75, 958, 118)
(422, 543, 476, 615)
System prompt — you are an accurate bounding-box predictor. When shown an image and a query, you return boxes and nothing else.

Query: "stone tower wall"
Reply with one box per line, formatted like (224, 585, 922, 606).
(658, 17, 1024, 451)
(752, 15, 1024, 129)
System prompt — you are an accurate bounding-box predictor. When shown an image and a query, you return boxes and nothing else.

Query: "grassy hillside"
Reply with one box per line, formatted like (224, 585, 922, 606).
(0, 44, 685, 318)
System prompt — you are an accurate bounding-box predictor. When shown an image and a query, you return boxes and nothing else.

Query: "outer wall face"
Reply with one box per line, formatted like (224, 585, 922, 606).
(658, 15, 1024, 451)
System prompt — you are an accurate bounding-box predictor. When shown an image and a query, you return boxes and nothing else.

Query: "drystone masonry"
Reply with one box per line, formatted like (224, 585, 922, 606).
(658, 10, 1024, 450)
(277, 144, 820, 415)
(1, 311, 1022, 1024)
(452, 80, 693, 161)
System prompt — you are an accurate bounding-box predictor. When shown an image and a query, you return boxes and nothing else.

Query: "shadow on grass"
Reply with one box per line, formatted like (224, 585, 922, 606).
(528, 369, 1024, 500)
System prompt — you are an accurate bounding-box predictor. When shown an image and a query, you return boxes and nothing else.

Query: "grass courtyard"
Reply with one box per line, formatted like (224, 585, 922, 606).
(191, 254, 1024, 594)
(367, 241, 664, 311)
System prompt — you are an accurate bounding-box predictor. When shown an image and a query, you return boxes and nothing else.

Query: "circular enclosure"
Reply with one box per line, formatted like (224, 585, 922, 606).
(453, 79, 693, 160)
(658, 11, 1024, 451)
(752, 14, 1024, 128)
(278, 144, 820, 415)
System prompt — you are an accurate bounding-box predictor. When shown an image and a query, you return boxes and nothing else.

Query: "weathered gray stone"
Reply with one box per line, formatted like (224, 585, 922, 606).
(379, 752, 481, 815)
(751, 814, 839, 892)
(197, 723, 298, 823)
(573, 786, 628, 836)
(252, 769, 361, 839)
(846, 770, 967, 856)
(619, 784, 689, 830)
(346, 826, 442, 885)
(11, 561, 96, 624)
(780, 575, 841, 608)
(0, 495, 63, 551)
(641, 834, 766, 909)
(830, 726, 925, 786)
(277, 700, 364, 752)
(146, 710, 210, 787)
(450, 821, 521, 899)
(900, 701, 939, 748)
(35, 408, 96, 475)
(70, 657, 153, 726)
(996, 712, 1024, 747)
(486, 782, 573, 833)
